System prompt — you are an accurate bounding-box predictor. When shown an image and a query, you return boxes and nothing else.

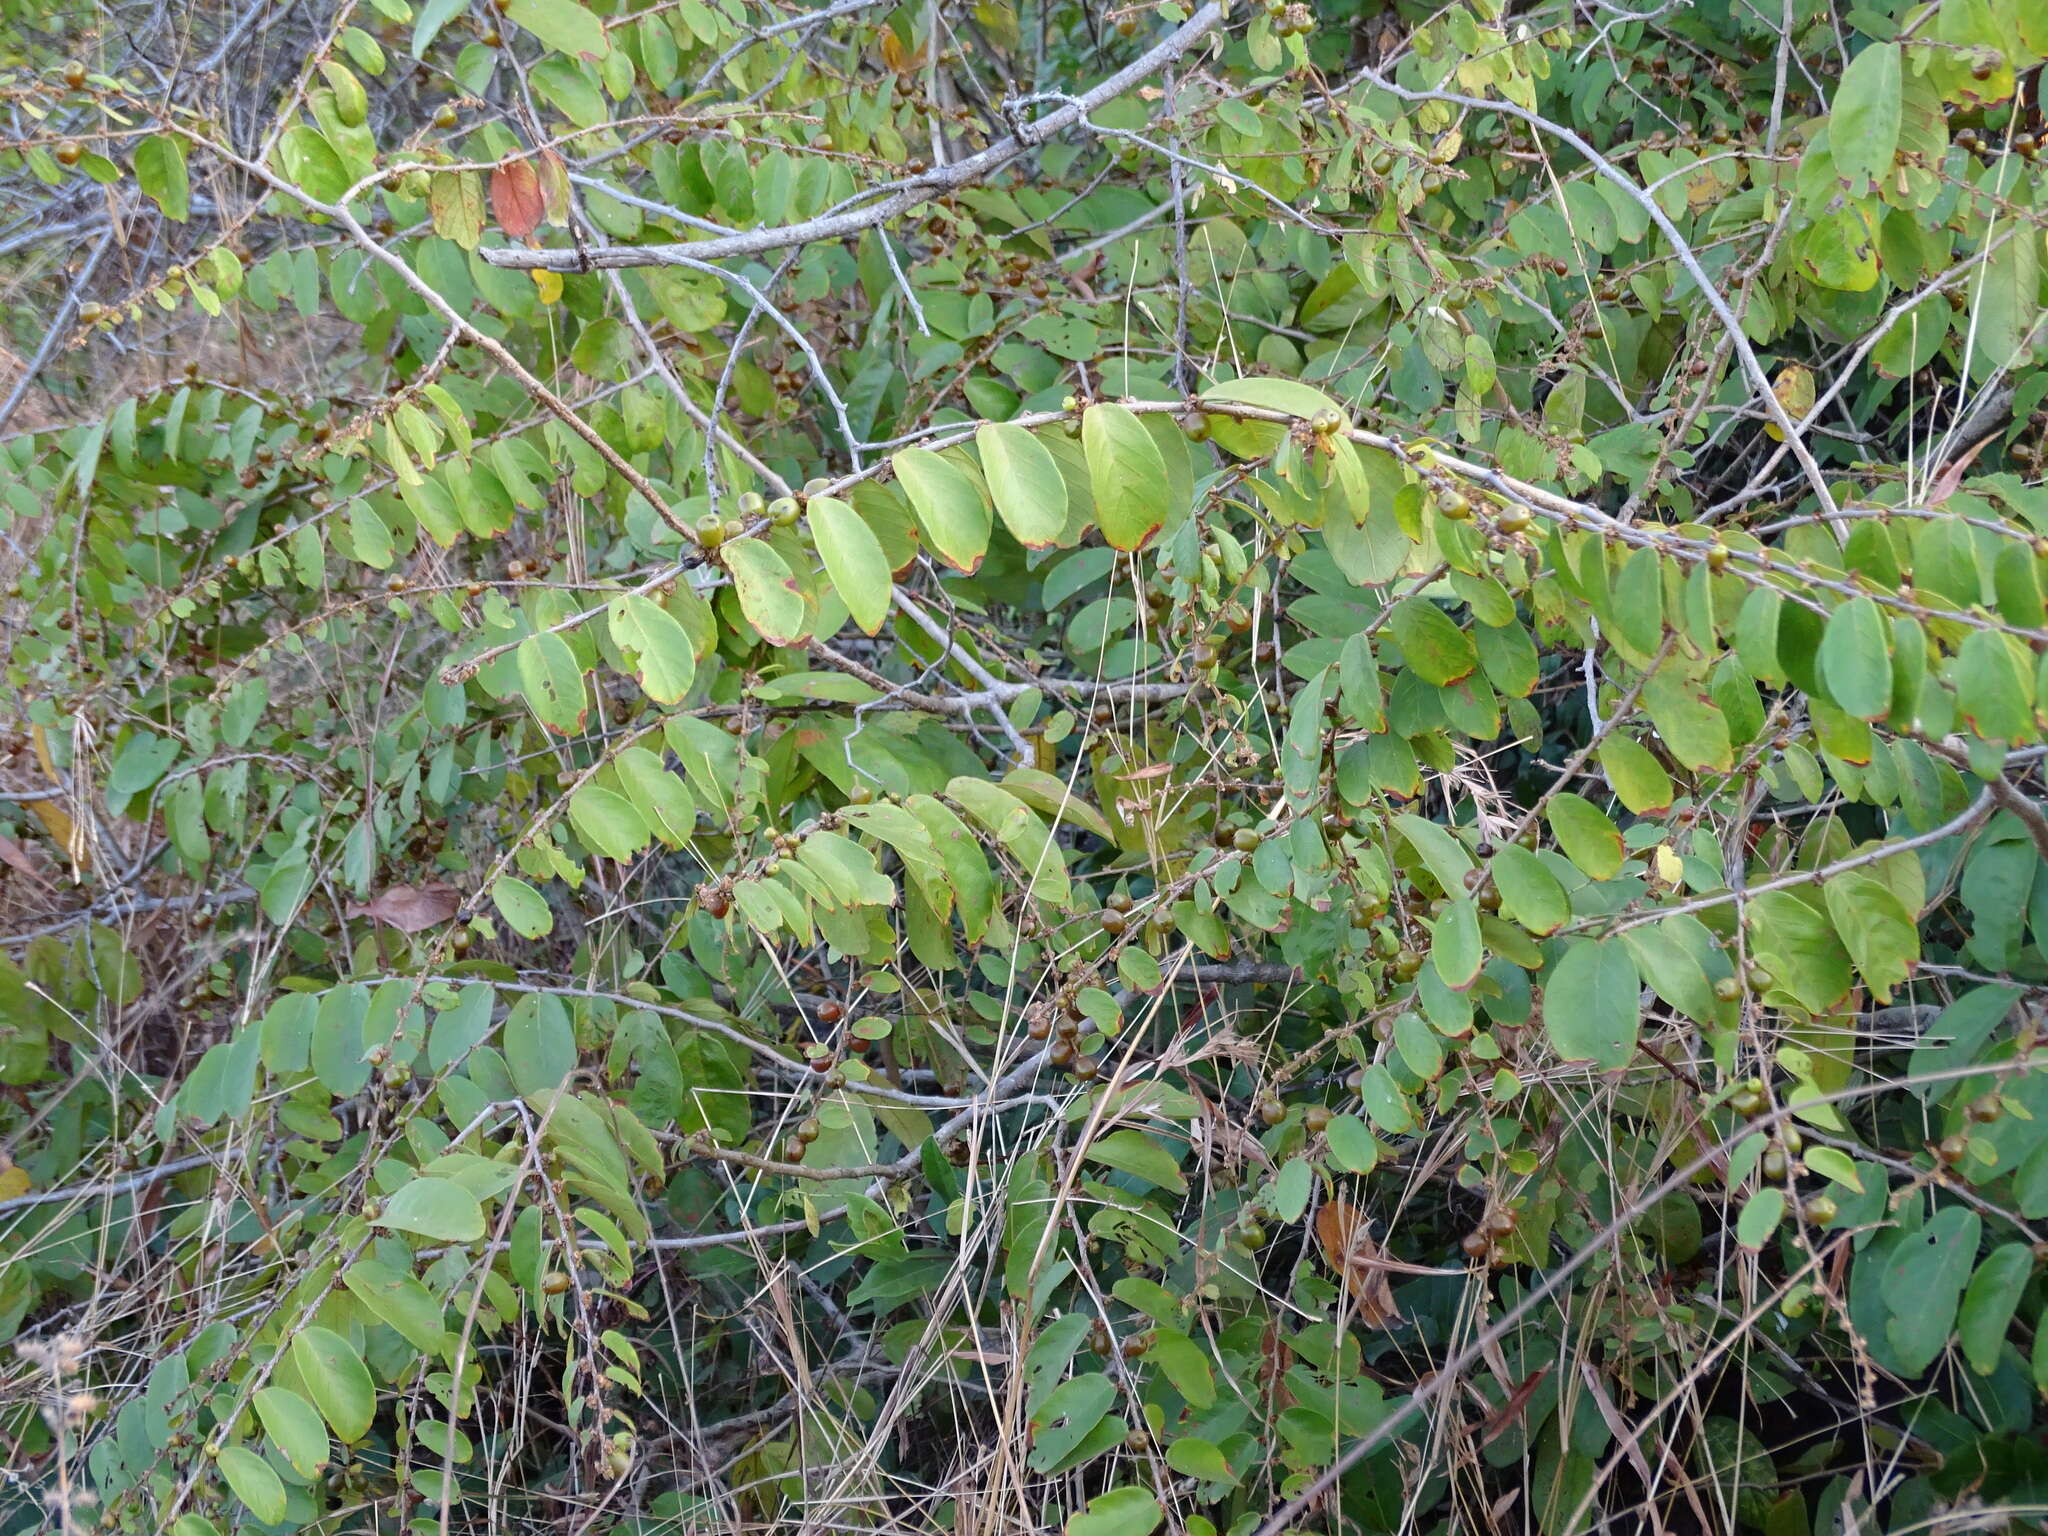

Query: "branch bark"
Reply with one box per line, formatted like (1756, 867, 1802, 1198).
(476, 3, 1224, 273)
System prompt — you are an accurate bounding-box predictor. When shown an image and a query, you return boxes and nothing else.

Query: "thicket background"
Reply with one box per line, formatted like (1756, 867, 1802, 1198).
(2, 0, 2046, 1533)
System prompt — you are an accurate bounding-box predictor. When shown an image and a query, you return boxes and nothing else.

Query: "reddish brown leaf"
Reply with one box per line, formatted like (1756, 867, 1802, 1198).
(490, 161, 546, 241)
(0, 833, 51, 887)
(1315, 1198, 1401, 1327)
(347, 882, 462, 932)
(1479, 1367, 1550, 1447)
(536, 149, 571, 226)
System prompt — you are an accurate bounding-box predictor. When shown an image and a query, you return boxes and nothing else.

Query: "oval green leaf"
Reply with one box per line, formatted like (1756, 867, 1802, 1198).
(977, 423, 1069, 548)
(893, 447, 991, 572)
(808, 495, 893, 635)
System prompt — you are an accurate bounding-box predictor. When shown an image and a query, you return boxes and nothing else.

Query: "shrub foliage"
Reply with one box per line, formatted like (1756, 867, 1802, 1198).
(3, 0, 2048, 1532)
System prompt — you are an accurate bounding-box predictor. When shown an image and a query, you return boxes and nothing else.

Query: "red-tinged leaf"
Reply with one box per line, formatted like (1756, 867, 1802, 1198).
(346, 882, 462, 932)
(491, 161, 545, 240)
(1479, 1367, 1551, 1447)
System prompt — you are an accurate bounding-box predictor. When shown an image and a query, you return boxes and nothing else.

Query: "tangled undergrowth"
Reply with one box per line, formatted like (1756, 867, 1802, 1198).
(3, 0, 2048, 1533)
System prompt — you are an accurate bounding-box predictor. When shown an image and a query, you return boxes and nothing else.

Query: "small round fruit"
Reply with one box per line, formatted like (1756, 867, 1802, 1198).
(1802, 1194, 1838, 1225)
(768, 496, 801, 527)
(1460, 1230, 1491, 1259)
(54, 141, 82, 166)
(783, 1137, 807, 1162)
(1072, 1055, 1101, 1081)
(1258, 1097, 1286, 1127)
(815, 1000, 844, 1025)
(796, 1117, 822, 1143)
(1967, 1092, 2004, 1123)
(1235, 1221, 1266, 1249)
(1713, 976, 1743, 1003)
(1936, 1133, 1969, 1166)
(1761, 1147, 1789, 1181)
(1098, 908, 1128, 935)
(1047, 1038, 1075, 1067)
(695, 513, 727, 548)
(1232, 827, 1262, 853)
(541, 1270, 571, 1295)
(1304, 1105, 1332, 1134)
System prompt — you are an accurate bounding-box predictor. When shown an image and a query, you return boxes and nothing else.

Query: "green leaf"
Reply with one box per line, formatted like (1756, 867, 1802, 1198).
(1598, 735, 1674, 814)
(254, 1387, 331, 1478)
(1953, 629, 2034, 742)
(568, 783, 650, 862)
(977, 424, 1069, 548)
(894, 447, 991, 572)
(1489, 845, 1568, 935)
(1082, 404, 1171, 550)
(1818, 596, 1892, 720)
(1389, 598, 1477, 686)
(1431, 896, 1483, 989)
(1832, 43, 1903, 192)
(375, 1176, 486, 1242)
(504, 993, 576, 1093)
(1083, 1129, 1186, 1195)
(290, 1326, 377, 1443)
(1958, 1242, 2033, 1375)
(723, 537, 809, 646)
(515, 632, 588, 734)
(1067, 1487, 1162, 1536)
(1547, 793, 1624, 879)
(343, 1258, 453, 1354)
(493, 877, 553, 939)
(1544, 940, 1641, 1069)
(1802, 1145, 1864, 1193)
(217, 1446, 286, 1523)
(1734, 1188, 1784, 1250)
(807, 495, 893, 635)
(1198, 376, 1344, 458)
(134, 135, 190, 221)
(1822, 873, 1918, 1002)
(505, 0, 610, 59)
(607, 594, 696, 705)
(1882, 1207, 1980, 1373)
(1145, 1327, 1216, 1409)
(1028, 1373, 1117, 1473)
(1324, 1113, 1380, 1173)
(1165, 1435, 1234, 1484)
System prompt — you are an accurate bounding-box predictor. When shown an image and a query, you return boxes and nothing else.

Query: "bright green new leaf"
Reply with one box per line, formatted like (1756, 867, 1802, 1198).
(1082, 403, 1171, 550)
(134, 135, 190, 221)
